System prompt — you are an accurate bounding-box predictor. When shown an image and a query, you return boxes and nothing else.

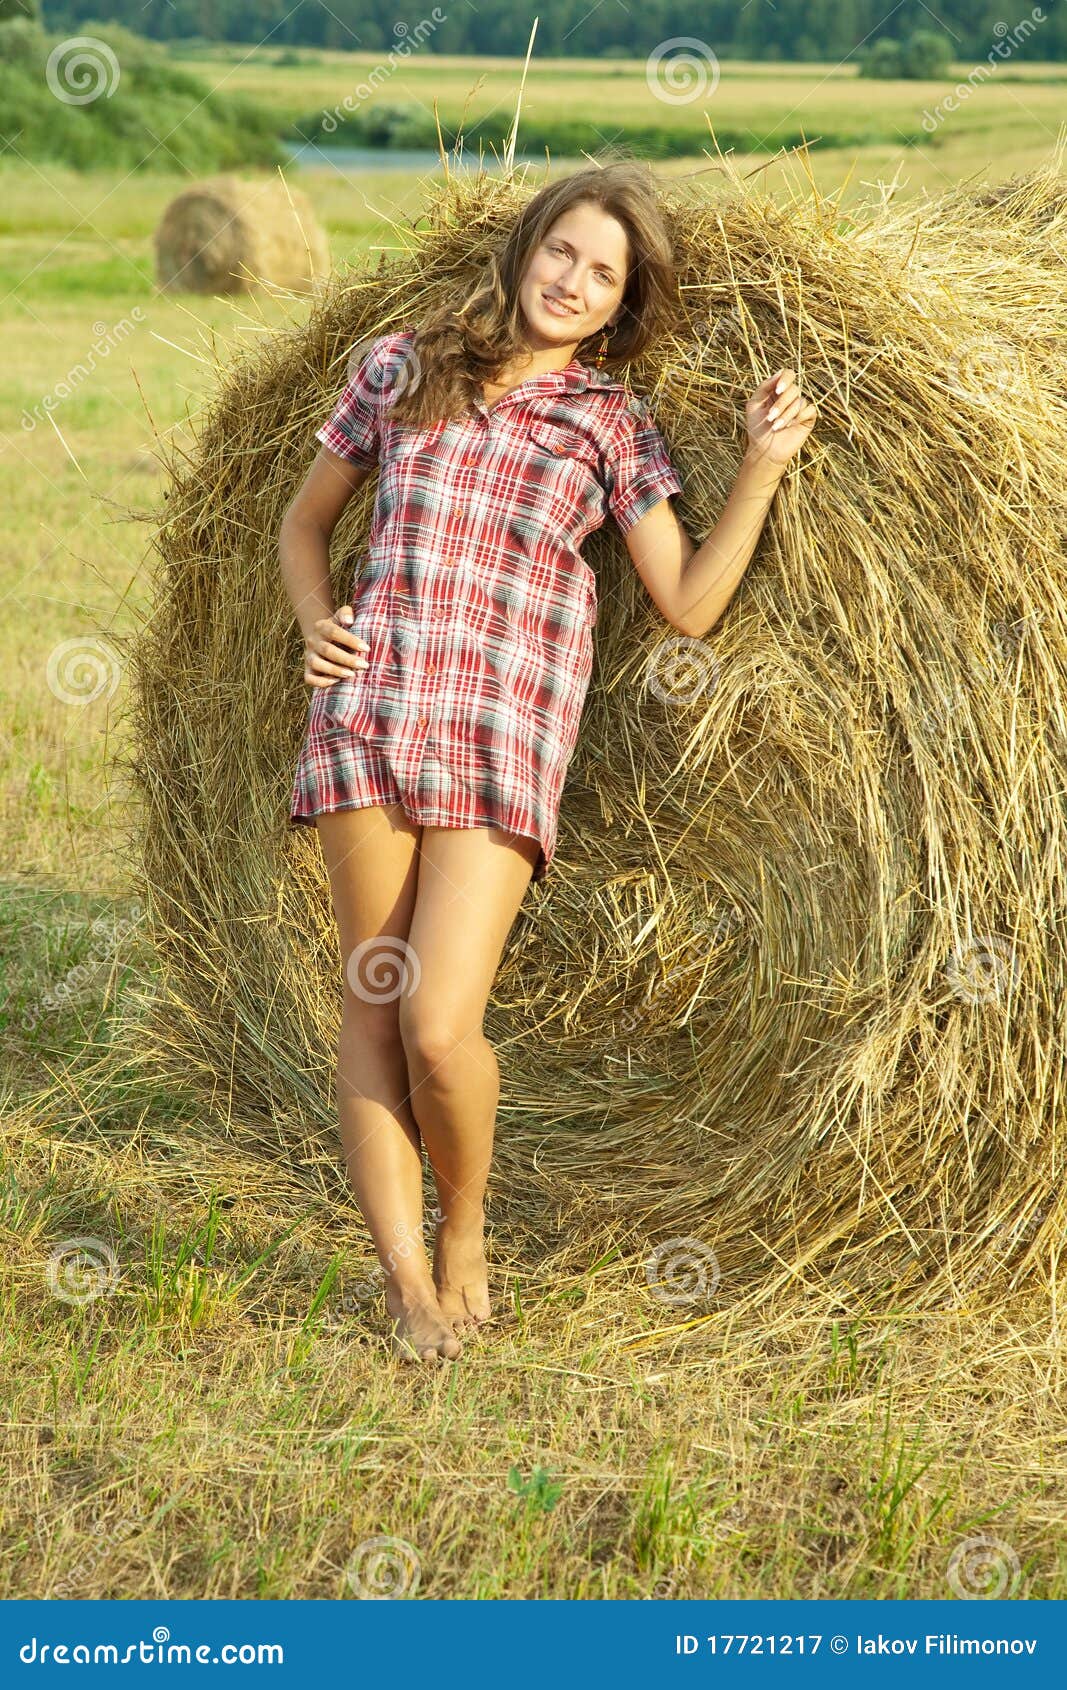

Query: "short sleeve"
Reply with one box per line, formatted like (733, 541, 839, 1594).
(315, 333, 403, 467)
(603, 398, 684, 534)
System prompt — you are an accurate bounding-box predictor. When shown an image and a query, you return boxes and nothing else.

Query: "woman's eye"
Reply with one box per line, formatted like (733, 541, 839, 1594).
(549, 244, 613, 285)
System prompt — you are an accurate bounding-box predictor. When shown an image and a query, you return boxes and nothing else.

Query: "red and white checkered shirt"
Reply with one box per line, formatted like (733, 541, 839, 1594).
(291, 327, 684, 882)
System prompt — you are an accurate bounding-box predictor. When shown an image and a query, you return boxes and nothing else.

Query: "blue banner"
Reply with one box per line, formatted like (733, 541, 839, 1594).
(2, 1600, 1063, 1683)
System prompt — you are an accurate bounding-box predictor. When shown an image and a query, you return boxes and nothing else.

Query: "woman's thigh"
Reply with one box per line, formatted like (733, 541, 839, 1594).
(314, 804, 422, 1014)
(401, 823, 539, 1048)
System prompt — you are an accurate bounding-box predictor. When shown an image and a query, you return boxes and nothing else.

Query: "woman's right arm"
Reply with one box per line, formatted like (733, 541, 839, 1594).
(279, 445, 375, 687)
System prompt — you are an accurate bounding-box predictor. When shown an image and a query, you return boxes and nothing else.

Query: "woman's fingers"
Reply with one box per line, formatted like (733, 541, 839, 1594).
(767, 382, 800, 420)
(319, 639, 369, 668)
(323, 620, 369, 653)
(769, 395, 805, 430)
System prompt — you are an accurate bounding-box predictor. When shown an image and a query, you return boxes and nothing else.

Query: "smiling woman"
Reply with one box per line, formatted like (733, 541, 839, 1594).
(278, 160, 700, 1363)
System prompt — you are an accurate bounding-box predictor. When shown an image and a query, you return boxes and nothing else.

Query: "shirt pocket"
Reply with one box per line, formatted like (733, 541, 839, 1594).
(525, 420, 603, 521)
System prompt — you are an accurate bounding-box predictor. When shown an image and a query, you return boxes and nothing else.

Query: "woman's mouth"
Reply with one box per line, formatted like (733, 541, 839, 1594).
(543, 294, 580, 319)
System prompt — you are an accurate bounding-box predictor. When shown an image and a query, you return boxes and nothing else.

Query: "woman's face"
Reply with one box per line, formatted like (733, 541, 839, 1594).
(518, 201, 629, 353)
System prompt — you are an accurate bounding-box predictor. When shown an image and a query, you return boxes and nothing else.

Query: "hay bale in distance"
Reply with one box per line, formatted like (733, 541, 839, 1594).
(153, 173, 330, 295)
(124, 153, 1067, 1318)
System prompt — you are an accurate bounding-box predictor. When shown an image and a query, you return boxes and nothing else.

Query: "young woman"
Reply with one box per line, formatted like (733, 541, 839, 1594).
(279, 160, 816, 1365)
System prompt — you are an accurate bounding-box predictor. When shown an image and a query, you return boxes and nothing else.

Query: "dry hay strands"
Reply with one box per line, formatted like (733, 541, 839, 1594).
(120, 151, 1067, 1322)
(153, 173, 330, 296)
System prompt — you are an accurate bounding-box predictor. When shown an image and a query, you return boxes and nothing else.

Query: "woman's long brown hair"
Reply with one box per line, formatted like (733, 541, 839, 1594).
(387, 156, 680, 429)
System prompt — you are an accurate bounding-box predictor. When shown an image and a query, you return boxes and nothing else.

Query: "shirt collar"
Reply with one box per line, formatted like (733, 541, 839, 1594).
(472, 359, 630, 414)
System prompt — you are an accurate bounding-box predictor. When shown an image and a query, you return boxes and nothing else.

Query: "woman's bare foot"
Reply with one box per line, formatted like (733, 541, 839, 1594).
(432, 1214, 492, 1335)
(385, 1277, 463, 1364)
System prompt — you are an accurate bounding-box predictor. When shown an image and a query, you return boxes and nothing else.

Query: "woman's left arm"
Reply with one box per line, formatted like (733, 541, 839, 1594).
(627, 367, 817, 640)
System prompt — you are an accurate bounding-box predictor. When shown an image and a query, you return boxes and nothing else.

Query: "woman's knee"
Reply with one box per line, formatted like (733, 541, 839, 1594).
(397, 998, 483, 1075)
(340, 989, 405, 1050)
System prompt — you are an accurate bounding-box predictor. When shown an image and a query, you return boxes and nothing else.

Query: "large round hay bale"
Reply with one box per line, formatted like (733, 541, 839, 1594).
(122, 155, 1067, 1317)
(153, 173, 330, 295)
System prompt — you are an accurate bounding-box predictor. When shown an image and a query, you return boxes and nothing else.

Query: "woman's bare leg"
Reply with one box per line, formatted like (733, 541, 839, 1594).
(315, 803, 462, 1363)
(399, 823, 540, 1334)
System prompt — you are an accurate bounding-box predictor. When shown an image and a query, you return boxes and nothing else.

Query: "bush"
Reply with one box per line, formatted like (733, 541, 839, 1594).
(860, 28, 953, 79)
(0, 19, 287, 171)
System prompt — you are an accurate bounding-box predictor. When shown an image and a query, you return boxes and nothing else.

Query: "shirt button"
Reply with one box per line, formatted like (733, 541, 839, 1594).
(443, 555, 456, 567)
(416, 715, 428, 727)
(426, 661, 436, 674)
(462, 454, 479, 466)
(450, 505, 464, 520)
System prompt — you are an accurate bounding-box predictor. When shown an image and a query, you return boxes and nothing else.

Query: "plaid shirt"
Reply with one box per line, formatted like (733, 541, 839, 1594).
(291, 327, 684, 882)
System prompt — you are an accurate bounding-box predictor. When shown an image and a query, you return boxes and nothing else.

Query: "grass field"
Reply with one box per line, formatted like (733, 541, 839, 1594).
(2, 52, 1065, 1599)
(175, 46, 1067, 154)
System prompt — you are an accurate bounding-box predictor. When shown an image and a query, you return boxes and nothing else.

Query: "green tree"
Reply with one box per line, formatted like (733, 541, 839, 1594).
(900, 28, 953, 79)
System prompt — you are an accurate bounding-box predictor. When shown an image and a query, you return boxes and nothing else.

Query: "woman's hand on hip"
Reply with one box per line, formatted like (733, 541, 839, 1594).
(304, 604, 371, 688)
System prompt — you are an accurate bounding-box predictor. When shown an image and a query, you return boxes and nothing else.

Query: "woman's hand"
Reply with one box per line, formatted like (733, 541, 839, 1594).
(744, 367, 818, 467)
(304, 604, 371, 688)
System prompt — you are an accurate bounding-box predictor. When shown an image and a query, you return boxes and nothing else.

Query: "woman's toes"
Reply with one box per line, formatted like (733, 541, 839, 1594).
(386, 1288, 463, 1364)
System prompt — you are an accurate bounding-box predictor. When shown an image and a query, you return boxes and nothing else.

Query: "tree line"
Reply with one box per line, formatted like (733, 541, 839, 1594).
(34, 1, 1067, 63)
